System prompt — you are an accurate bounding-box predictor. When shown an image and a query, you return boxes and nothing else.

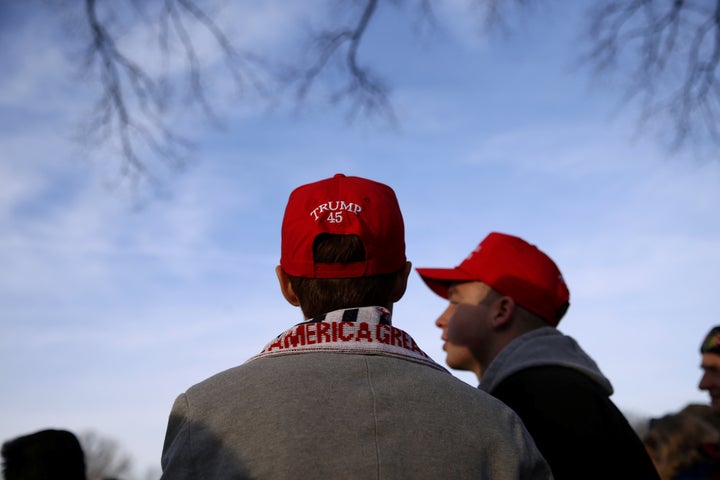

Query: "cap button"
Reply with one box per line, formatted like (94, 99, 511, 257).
(333, 173, 346, 178)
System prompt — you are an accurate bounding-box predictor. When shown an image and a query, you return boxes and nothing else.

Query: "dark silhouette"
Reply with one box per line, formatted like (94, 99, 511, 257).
(700, 326, 720, 415)
(2, 429, 87, 480)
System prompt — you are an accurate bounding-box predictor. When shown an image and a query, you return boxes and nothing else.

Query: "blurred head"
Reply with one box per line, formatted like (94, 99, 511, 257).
(1, 429, 87, 480)
(699, 326, 720, 414)
(643, 412, 720, 480)
(276, 174, 410, 318)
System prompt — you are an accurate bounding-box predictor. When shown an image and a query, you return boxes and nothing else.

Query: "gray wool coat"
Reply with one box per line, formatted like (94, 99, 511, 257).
(160, 348, 552, 479)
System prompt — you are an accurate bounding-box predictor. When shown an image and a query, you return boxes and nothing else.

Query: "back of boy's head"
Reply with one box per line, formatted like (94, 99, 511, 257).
(280, 174, 406, 317)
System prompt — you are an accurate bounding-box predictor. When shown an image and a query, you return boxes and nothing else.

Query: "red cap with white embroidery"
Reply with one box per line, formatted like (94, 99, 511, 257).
(280, 174, 406, 278)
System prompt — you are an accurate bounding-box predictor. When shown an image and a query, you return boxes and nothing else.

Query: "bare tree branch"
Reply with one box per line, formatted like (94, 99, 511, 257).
(77, 0, 270, 191)
(288, 0, 395, 123)
(581, 0, 720, 151)
(79, 430, 133, 480)
(455, 0, 538, 36)
(48, 0, 720, 193)
(434, 0, 720, 157)
(83, 0, 157, 183)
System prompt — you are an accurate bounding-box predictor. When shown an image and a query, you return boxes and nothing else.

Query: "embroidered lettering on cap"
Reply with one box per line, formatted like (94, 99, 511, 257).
(309, 201, 363, 222)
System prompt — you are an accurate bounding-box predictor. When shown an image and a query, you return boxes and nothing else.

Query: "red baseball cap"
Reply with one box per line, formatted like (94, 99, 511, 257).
(280, 174, 406, 278)
(416, 232, 570, 326)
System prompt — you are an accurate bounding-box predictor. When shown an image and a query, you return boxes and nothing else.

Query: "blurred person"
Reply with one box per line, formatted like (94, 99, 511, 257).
(700, 326, 720, 415)
(643, 411, 720, 479)
(416, 231, 660, 479)
(638, 328, 720, 479)
(1, 429, 87, 480)
(160, 176, 552, 479)
(682, 404, 720, 432)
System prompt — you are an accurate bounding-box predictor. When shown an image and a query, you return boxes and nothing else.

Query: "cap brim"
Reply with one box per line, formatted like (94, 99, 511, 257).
(415, 267, 475, 299)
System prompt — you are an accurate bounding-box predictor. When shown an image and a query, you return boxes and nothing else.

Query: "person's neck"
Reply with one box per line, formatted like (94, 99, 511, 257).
(475, 325, 544, 378)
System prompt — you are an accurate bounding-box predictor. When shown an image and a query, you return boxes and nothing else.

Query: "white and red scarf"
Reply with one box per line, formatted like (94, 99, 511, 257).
(248, 306, 445, 371)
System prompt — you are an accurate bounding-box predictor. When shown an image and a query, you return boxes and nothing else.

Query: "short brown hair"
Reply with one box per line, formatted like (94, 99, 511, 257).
(288, 234, 402, 319)
(643, 412, 720, 479)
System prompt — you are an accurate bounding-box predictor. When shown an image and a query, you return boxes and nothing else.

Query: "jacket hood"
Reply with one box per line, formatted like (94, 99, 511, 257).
(479, 326, 614, 395)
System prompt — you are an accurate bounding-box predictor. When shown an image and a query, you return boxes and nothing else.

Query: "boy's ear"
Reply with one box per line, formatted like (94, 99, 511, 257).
(491, 296, 516, 329)
(390, 261, 412, 303)
(276, 265, 300, 306)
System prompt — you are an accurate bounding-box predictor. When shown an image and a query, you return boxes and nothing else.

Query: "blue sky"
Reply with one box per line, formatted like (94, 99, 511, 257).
(2, 1, 719, 477)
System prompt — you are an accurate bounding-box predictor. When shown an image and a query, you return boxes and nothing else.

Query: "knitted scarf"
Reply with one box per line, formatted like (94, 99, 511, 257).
(248, 306, 446, 371)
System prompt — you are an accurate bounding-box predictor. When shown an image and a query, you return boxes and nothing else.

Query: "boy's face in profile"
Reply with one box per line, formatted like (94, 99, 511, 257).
(699, 353, 720, 413)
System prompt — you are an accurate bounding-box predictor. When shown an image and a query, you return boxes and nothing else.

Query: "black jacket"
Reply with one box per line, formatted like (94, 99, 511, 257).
(481, 328, 659, 480)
